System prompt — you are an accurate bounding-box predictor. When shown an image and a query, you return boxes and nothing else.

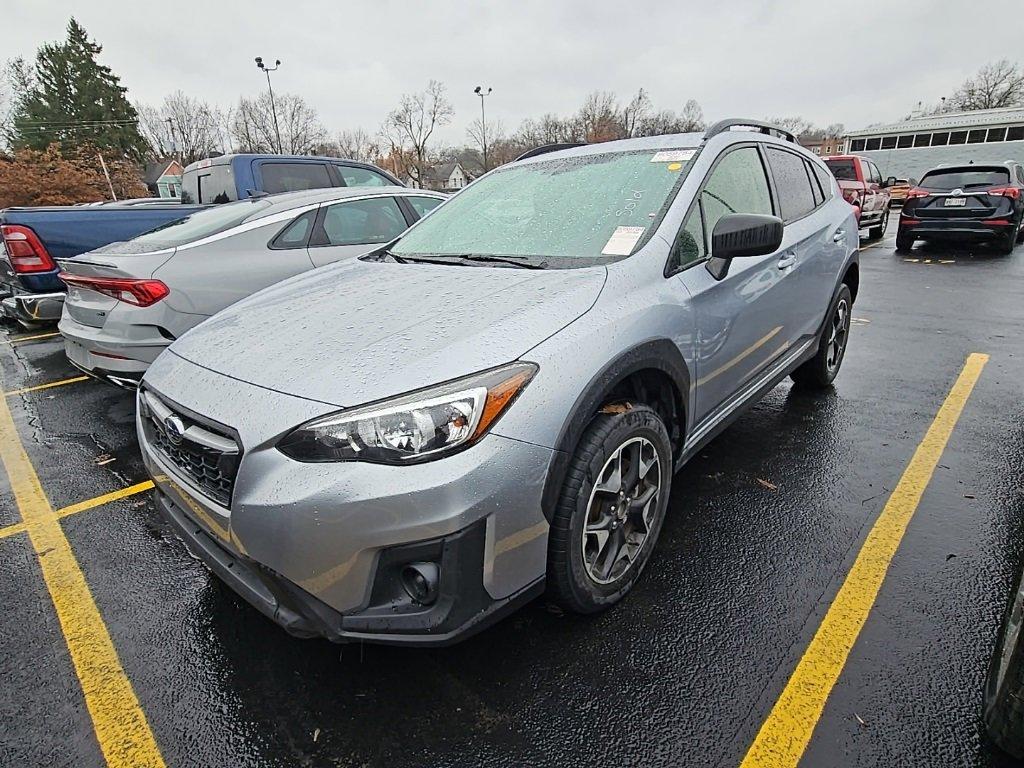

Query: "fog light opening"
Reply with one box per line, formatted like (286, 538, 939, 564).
(401, 562, 439, 605)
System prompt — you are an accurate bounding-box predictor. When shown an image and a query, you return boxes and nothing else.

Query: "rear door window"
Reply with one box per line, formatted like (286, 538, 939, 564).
(825, 159, 857, 181)
(320, 197, 407, 246)
(337, 165, 392, 187)
(919, 168, 1011, 190)
(766, 147, 816, 222)
(260, 162, 334, 194)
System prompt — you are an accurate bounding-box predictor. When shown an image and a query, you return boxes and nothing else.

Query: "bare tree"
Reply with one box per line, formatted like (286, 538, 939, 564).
(385, 80, 453, 187)
(948, 59, 1024, 111)
(136, 91, 223, 164)
(621, 88, 652, 138)
(635, 99, 705, 136)
(467, 117, 504, 173)
(578, 90, 624, 142)
(233, 92, 325, 155)
(333, 128, 382, 162)
(764, 115, 816, 137)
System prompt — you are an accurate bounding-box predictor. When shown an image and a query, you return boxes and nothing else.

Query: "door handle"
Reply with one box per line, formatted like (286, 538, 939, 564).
(832, 230, 846, 243)
(777, 253, 797, 269)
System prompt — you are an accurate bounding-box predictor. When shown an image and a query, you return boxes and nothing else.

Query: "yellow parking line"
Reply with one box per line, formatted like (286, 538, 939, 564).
(4, 375, 89, 397)
(56, 480, 155, 519)
(0, 391, 165, 765)
(4, 331, 60, 344)
(0, 480, 154, 540)
(739, 352, 988, 768)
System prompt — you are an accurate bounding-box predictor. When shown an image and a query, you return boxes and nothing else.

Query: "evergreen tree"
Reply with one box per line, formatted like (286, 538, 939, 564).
(11, 18, 146, 158)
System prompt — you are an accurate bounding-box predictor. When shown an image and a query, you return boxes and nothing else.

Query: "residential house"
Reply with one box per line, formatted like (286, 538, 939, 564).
(144, 158, 185, 199)
(409, 160, 474, 192)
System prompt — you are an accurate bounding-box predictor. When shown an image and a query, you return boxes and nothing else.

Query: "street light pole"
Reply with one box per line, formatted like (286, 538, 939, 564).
(474, 86, 492, 172)
(255, 56, 283, 154)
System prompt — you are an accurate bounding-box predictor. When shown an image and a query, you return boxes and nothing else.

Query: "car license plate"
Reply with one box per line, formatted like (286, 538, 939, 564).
(944, 198, 967, 207)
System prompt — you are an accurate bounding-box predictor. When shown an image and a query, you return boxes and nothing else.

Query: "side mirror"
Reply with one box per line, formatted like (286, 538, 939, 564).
(885, 176, 897, 188)
(706, 213, 784, 280)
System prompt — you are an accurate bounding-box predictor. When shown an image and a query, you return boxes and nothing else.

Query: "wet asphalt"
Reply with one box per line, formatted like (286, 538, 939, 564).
(1, 214, 1023, 767)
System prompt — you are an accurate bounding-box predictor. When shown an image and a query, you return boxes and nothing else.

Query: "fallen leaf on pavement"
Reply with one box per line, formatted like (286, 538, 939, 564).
(757, 478, 778, 491)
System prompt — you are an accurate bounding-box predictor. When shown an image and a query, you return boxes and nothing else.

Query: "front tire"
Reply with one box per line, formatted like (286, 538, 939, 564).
(791, 284, 852, 389)
(985, 572, 1024, 758)
(547, 404, 672, 614)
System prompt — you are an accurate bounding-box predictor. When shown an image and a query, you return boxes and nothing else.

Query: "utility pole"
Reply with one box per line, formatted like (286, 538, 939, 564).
(255, 56, 283, 154)
(164, 117, 178, 163)
(474, 86, 492, 172)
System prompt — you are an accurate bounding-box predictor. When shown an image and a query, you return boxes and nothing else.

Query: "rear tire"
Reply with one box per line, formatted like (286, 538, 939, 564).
(984, 572, 1024, 759)
(547, 404, 672, 614)
(997, 228, 1016, 256)
(895, 229, 914, 253)
(868, 207, 889, 240)
(791, 284, 852, 389)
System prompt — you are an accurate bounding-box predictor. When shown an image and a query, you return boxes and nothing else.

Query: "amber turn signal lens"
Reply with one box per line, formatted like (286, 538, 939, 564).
(471, 368, 535, 440)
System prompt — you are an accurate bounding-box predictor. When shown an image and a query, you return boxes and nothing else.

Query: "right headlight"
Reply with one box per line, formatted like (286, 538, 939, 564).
(277, 362, 537, 464)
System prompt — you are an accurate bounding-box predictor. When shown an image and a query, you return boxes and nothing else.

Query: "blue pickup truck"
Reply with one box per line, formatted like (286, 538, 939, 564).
(0, 154, 402, 327)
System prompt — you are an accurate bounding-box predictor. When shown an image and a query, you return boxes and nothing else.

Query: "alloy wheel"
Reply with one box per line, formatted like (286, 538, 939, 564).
(582, 436, 662, 585)
(826, 297, 850, 372)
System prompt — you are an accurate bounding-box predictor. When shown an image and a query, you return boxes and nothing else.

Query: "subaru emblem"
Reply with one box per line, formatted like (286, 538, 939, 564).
(163, 415, 185, 445)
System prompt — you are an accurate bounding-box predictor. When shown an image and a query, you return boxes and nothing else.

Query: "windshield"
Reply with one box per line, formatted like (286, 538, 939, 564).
(127, 199, 273, 251)
(825, 159, 857, 181)
(919, 168, 1010, 190)
(391, 149, 695, 265)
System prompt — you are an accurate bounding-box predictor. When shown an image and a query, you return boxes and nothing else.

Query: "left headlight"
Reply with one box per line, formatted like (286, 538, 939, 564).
(277, 362, 538, 464)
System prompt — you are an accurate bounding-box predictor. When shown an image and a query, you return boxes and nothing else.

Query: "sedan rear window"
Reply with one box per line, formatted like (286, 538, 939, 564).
(392, 149, 694, 264)
(919, 168, 1010, 190)
(825, 159, 857, 181)
(127, 199, 273, 251)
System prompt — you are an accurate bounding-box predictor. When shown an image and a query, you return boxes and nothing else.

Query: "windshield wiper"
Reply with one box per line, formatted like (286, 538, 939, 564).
(429, 254, 549, 269)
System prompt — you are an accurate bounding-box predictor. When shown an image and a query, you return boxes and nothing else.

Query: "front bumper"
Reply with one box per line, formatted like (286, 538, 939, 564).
(1, 291, 64, 326)
(138, 353, 555, 645)
(156, 486, 543, 645)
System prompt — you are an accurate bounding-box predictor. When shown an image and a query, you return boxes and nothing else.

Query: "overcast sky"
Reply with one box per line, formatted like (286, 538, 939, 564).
(7, 1, 1020, 144)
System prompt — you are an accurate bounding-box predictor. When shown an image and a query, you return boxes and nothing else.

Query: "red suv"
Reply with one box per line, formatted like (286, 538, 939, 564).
(824, 155, 895, 240)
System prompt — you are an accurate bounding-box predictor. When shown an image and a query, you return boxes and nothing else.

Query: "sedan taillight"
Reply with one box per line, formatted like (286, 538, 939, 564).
(988, 186, 1021, 199)
(1, 224, 56, 273)
(58, 273, 169, 307)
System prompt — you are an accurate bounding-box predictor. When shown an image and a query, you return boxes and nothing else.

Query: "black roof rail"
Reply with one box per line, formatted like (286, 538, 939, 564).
(703, 119, 797, 144)
(515, 142, 586, 162)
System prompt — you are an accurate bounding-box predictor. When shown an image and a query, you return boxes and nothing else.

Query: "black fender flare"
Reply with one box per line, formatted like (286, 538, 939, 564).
(539, 339, 691, 523)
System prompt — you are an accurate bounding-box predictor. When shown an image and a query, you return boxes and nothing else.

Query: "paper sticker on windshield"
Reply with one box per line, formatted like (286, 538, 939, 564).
(602, 226, 646, 256)
(651, 149, 696, 163)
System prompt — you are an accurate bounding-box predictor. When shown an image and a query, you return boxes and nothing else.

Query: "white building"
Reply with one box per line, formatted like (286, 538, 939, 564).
(842, 107, 1024, 182)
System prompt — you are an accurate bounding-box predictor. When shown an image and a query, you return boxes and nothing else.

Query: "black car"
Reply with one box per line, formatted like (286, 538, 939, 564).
(896, 162, 1024, 254)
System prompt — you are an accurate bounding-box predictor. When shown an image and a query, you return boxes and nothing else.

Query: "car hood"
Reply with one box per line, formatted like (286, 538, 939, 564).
(168, 258, 607, 407)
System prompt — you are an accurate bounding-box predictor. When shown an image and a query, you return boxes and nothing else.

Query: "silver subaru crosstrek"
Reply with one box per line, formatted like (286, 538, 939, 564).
(137, 119, 859, 645)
